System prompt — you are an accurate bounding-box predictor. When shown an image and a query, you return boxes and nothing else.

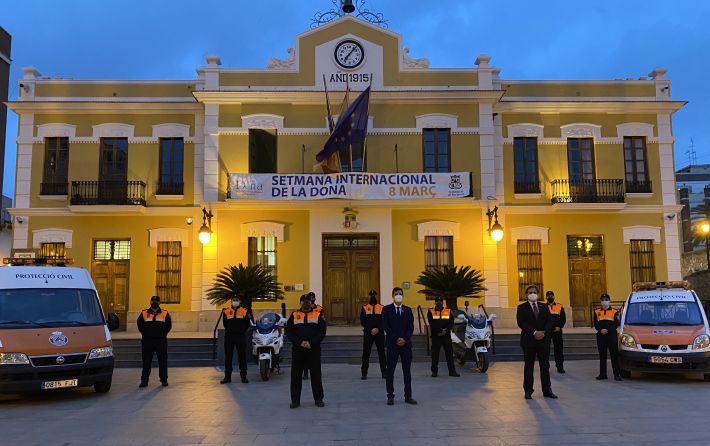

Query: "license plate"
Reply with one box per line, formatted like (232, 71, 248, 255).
(41, 379, 78, 390)
(649, 356, 682, 364)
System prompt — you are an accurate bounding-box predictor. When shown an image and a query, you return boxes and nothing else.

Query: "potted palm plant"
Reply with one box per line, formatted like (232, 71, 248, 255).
(206, 264, 284, 308)
(415, 265, 486, 310)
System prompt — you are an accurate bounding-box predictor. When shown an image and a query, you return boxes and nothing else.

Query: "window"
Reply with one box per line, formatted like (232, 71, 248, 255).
(566, 236, 604, 257)
(158, 138, 184, 195)
(630, 239, 655, 284)
(424, 236, 453, 271)
(423, 129, 450, 173)
(517, 240, 542, 301)
(40, 242, 66, 259)
(249, 235, 277, 276)
(624, 137, 651, 193)
(513, 137, 540, 193)
(156, 241, 182, 304)
(41, 137, 69, 195)
(249, 129, 277, 173)
(93, 240, 131, 260)
(567, 138, 595, 183)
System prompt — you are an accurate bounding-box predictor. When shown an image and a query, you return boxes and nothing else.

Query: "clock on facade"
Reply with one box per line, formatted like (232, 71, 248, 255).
(334, 39, 364, 69)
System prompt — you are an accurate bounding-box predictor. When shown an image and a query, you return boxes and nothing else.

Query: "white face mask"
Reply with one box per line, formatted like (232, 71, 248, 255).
(232, 301, 240, 308)
(601, 301, 610, 309)
(527, 293, 538, 302)
(393, 294, 404, 304)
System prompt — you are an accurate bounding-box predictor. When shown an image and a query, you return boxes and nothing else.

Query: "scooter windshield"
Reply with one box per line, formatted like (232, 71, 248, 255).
(469, 315, 487, 329)
(256, 313, 278, 334)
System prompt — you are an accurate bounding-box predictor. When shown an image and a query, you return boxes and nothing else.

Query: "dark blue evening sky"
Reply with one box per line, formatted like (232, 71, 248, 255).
(2, 0, 709, 197)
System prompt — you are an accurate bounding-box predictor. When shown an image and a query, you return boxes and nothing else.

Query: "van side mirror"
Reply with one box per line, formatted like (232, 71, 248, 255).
(107, 313, 120, 331)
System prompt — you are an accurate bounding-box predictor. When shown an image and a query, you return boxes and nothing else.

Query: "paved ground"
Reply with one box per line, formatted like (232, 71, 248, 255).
(2, 360, 710, 446)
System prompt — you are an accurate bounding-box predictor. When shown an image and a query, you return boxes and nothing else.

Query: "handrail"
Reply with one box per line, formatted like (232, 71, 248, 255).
(212, 309, 225, 360)
(416, 305, 430, 356)
(478, 304, 496, 355)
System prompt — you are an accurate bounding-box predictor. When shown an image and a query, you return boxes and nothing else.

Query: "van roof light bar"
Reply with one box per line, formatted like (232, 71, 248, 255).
(632, 281, 689, 291)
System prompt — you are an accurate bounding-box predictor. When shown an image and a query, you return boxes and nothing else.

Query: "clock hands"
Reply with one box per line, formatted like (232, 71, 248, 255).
(343, 46, 357, 63)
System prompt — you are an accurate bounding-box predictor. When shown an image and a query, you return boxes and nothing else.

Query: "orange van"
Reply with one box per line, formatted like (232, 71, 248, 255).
(0, 265, 119, 393)
(618, 281, 710, 379)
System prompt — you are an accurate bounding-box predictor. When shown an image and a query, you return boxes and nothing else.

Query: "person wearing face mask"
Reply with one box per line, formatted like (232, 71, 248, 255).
(427, 296, 459, 378)
(286, 294, 327, 408)
(382, 287, 417, 405)
(221, 295, 253, 384)
(360, 290, 387, 380)
(545, 291, 566, 374)
(137, 296, 172, 388)
(594, 293, 622, 381)
(516, 285, 557, 400)
(303, 292, 323, 380)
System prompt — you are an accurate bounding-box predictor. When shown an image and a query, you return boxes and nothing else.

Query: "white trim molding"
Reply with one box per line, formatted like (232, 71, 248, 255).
(560, 123, 602, 140)
(242, 114, 285, 130)
(416, 220, 461, 241)
(36, 123, 77, 139)
(507, 123, 544, 139)
(509, 226, 550, 245)
(32, 228, 73, 248)
(241, 221, 285, 242)
(148, 228, 190, 248)
(152, 123, 191, 139)
(616, 122, 654, 139)
(622, 225, 661, 244)
(92, 123, 135, 139)
(416, 114, 458, 130)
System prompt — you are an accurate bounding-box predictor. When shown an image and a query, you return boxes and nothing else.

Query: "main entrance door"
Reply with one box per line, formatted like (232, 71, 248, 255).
(567, 236, 607, 326)
(322, 234, 380, 325)
(91, 240, 131, 330)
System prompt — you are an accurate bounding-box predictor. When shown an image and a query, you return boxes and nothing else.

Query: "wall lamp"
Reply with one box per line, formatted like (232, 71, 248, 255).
(198, 208, 213, 245)
(485, 197, 504, 242)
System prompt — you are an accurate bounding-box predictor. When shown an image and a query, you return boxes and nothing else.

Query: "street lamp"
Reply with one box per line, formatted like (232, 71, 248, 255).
(701, 222, 710, 270)
(198, 207, 213, 245)
(486, 199, 504, 242)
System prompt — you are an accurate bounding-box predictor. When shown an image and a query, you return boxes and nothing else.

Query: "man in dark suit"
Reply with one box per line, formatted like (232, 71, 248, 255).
(516, 284, 558, 400)
(382, 287, 417, 406)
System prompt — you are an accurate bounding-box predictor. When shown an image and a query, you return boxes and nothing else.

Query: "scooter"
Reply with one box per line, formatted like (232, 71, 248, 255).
(451, 302, 496, 373)
(251, 312, 286, 381)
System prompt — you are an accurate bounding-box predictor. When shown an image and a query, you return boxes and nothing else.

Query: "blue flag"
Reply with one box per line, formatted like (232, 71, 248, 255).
(316, 87, 371, 164)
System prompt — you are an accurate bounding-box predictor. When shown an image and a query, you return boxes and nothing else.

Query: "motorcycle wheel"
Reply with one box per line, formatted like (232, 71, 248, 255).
(476, 352, 489, 373)
(259, 359, 270, 381)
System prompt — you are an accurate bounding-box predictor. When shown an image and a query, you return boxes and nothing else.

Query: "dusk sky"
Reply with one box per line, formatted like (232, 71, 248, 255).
(2, 0, 709, 198)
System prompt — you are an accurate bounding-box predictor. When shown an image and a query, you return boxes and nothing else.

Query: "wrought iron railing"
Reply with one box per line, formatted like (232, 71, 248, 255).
(70, 181, 146, 206)
(514, 181, 541, 194)
(550, 179, 624, 204)
(156, 182, 184, 196)
(40, 182, 68, 196)
(625, 180, 652, 194)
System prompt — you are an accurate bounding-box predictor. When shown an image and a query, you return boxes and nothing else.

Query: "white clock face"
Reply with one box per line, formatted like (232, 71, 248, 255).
(334, 40, 365, 70)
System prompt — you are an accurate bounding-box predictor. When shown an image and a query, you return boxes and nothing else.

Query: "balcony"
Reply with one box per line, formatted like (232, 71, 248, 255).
(40, 182, 68, 196)
(550, 179, 624, 204)
(71, 181, 146, 206)
(625, 180, 652, 194)
(514, 181, 541, 194)
(156, 182, 184, 196)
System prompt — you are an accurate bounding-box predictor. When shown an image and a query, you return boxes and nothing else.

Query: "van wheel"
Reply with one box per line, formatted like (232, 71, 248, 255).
(94, 379, 112, 393)
(620, 369, 631, 379)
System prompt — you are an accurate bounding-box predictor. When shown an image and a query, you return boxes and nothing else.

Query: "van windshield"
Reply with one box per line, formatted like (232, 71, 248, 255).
(0, 288, 104, 328)
(625, 301, 704, 326)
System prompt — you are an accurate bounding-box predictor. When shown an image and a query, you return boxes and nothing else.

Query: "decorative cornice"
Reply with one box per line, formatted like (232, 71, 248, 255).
(622, 225, 661, 244)
(241, 221, 286, 242)
(148, 227, 190, 247)
(509, 226, 550, 245)
(495, 101, 686, 113)
(416, 220, 460, 241)
(32, 228, 73, 248)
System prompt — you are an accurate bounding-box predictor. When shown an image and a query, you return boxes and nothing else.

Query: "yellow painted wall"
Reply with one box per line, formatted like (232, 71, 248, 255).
(35, 82, 197, 98)
(34, 114, 195, 137)
(504, 213, 668, 308)
(502, 82, 656, 98)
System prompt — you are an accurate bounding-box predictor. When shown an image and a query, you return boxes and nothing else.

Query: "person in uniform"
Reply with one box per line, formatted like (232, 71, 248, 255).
(286, 294, 327, 408)
(427, 296, 459, 377)
(546, 290, 566, 373)
(382, 287, 417, 405)
(360, 289, 387, 380)
(137, 295, 172, 388)
(594, 293, 622, 381)
(303, 291, 323, 380)
(221, 295, 253, 384)
(517, 285, 557, 400)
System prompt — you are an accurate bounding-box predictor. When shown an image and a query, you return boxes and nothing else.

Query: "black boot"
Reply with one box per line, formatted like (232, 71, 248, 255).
(220, 375, 231, 384)
(240, 373, 249, 383)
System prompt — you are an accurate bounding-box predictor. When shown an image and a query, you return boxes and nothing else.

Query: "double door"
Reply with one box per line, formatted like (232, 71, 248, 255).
(567, 236, 607, 326)
(91, 260, 130, 330)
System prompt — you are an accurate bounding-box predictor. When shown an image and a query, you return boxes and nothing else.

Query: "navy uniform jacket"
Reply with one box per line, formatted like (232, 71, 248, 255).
(382, 304, 414, 348)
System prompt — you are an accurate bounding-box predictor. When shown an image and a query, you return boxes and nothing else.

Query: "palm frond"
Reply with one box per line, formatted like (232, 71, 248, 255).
(206, 264, 284, 307)
(415, 265, 487, 301)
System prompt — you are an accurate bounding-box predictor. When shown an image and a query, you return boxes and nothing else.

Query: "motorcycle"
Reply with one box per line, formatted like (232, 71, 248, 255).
(451, 303, 496, 373)
(251, 312, 286, 381)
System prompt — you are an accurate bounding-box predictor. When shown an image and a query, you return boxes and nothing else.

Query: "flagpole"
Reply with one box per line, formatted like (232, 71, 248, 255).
(361, 75, 373, 172)
(323, 74, 334, 132)
(394, 143, 399, 173)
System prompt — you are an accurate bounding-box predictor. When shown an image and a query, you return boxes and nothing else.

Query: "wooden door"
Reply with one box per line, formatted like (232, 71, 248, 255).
(351, 250, 380, 319)
(92, 260, 130, 330)
(323, 250, 350, 324)
(569, 257, 607, 326)
(99, 137, 128, 203)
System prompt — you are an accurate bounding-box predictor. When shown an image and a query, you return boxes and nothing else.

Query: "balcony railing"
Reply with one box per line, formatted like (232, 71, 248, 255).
(40, 182, 68, 196)
(156, 182, 184, 196)
(71, 181, 146, 206)
(550, 179, 624, 204)
(625, 180, 653, 194)
(514, 181, 541, 194)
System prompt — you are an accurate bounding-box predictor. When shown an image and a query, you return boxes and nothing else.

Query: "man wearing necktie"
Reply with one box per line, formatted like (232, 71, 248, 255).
(382, 287, 417, 406)
(516, 284, 557, 400)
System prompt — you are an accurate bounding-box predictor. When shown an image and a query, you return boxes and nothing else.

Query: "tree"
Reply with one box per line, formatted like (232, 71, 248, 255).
(206, 264, 284, 308)
(415, 265, 487, 310)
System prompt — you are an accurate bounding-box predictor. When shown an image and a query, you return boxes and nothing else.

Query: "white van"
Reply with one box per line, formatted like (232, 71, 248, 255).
(0, 265, 119, 393)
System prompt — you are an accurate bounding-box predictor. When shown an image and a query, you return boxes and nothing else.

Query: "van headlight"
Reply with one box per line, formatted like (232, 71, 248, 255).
(0, 353, 30, 364)
(88, 346, 113, 359)
(693, 335, 710, 350)
(620, 334, 637, 349)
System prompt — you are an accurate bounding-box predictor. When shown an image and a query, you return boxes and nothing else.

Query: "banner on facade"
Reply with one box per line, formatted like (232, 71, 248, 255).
(228, 172, 472, 200)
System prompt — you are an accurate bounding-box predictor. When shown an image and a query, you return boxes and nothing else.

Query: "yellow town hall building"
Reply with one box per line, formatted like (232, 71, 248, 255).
(6, 16, 685, 330)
